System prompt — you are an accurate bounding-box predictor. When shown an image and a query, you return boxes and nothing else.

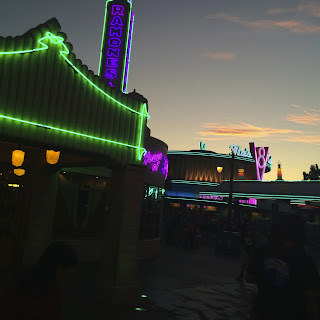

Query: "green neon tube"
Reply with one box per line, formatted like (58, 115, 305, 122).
(0, 32, 149, 119)
(0, 114, 146, 160)
(0, 32, 149, 160)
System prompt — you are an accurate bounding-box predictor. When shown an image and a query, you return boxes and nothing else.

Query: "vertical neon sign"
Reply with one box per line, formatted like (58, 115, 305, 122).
(252, 144, 269, 181)
(99, 0, 133, 92)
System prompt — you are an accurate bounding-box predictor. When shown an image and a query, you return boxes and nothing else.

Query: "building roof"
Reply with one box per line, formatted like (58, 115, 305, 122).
(0, 18, 149, 166)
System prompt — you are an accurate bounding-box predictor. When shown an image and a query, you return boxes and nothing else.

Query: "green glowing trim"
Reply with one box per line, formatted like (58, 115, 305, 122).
(141, 295, 147, 298)
(199, 191, 320, 201)
(165, 196, 229, 205)
(0, 114, 146, 160)
(0, 32, 149, 160)
(0, 32, 149, 117)
(171, 180, 220, 187)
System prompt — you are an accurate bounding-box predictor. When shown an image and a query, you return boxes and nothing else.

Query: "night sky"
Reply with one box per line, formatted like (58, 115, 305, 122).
(1, 0, 320, 180)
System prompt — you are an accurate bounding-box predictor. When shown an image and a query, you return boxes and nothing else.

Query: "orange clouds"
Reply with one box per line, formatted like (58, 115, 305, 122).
(196, 122, 320, 145)
(268, 3, 320, 18)
(206, 13, 320, 34)
(197, 123, 301, 138)
(286, 105, 320, 126)
(201, 52, 236, 60)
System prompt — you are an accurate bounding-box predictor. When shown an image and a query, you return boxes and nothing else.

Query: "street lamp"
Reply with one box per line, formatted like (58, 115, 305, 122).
(227, 152, 235, 230)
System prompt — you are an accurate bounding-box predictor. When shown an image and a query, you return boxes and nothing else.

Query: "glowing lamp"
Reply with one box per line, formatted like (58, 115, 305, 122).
(14, 168, 25, 176)
(46, 150, 60, 165)
(12, 150, 25, 167)
(217, 166, 223, 173)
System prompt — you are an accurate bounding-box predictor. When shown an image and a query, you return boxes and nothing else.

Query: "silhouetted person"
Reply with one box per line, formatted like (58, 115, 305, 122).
(2, 241, 78, 320)
(236, 222, 255, 281)
(245, 215, 320, 320)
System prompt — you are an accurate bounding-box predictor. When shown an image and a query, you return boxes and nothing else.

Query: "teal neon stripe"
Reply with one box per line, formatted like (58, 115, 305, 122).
(198, 191, 320, 201)
(171, 180, 220, 187)
(222, 180, 320, 183)
(0, 114, 145, 154)
(165, 196, 229, 205)
(168, 151, 256, 163)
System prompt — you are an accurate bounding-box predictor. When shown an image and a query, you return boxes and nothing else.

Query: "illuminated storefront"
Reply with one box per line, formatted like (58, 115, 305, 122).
(137, 124, 168, 259)
(0, 15, 149, 306)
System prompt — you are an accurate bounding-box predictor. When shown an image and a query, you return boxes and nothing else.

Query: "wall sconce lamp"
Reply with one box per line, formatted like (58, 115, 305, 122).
(46, 150, 60, 165)
(14, 168, 25, 176)
(217, 166, 223, 173)
(12, 149, 25, 167)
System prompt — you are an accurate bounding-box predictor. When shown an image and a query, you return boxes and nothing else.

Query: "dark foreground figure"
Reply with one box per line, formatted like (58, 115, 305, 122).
(245, 215, 320, 320)
(1, 241, 78, 320)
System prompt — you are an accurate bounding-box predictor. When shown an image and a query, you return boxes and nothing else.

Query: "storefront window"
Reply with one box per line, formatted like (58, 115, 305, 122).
(139, 185, 165, 240)
(53, 171, 108, 238)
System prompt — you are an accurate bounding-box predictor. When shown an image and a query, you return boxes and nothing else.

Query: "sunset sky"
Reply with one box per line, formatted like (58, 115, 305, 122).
(1, 0, 319, 180)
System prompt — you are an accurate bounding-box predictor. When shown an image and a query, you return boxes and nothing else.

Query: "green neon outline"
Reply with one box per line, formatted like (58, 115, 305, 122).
(0, 114, 146, 160)
(0, 32, 149, 160)
(121, 3, 133, 92)
(0, 32, 149, 117)
(171, 180, 220, 187)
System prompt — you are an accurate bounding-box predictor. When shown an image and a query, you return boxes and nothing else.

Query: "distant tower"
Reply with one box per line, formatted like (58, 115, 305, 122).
(277, 162, 283, 180)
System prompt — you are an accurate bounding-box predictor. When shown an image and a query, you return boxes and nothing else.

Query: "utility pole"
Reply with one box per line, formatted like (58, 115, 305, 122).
(227, 152, 235, 230)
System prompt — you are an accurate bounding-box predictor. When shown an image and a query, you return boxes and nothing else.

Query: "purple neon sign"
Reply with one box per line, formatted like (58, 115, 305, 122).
(99, 0, 132, 91)
(253, 144, 269, 181)
(143, 151, 169, 179)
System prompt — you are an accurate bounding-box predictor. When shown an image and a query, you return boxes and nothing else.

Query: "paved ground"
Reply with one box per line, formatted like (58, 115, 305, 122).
(59, 241, 257, 320)
(132, 245, 255, 320)
(2, 238, 319, 320)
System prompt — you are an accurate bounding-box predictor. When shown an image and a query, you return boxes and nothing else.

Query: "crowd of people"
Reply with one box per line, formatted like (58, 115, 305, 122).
(1, 212, 319, 320)
(164, 210, 227, 249)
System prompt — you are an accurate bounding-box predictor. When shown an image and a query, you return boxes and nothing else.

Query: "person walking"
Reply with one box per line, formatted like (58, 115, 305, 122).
(245, 215, 320, 320)
(236, 222, 255, 281)
(2, 241, 78, 320)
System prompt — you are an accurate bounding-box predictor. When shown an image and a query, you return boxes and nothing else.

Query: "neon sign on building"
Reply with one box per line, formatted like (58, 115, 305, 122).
(230, 143, 272, 181)
(143, 151, 169, 179)
(99, 0, 133, 92)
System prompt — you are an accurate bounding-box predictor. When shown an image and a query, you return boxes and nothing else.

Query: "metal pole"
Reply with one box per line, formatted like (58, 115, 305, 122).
(227, 152, 235, 230)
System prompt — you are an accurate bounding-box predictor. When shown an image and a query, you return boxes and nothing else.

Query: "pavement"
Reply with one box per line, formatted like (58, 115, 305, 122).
(2, 235, 319, 320)
(60, 238, 257, 320)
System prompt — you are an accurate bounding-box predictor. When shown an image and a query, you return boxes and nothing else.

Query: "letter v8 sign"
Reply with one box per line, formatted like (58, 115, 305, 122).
(251, 143, 270, 181)
(99, 0, 133, 92)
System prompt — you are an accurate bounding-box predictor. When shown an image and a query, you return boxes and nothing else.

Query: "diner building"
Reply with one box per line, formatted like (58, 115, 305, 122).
(0, 18, 150, 306)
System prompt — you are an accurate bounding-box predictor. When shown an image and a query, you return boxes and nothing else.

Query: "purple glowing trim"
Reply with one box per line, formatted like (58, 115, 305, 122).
(200, 195, 223, 201)
(143, 151, 163, 165)
(123, 10, 134, 93)
(160, 156, 169, 180)
(239, 198, 257, 205)
(143, 152, 169, 179)
(253, 145, 269, 181)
